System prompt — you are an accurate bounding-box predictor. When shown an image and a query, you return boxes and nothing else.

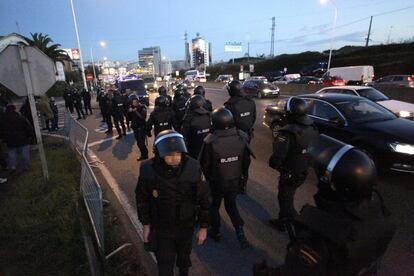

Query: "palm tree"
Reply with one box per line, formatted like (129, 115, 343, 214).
(27, 33, 70, 62)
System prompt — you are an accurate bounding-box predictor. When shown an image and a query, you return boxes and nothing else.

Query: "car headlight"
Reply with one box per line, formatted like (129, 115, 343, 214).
(397, 111, 410, 118)
(145, 84, 148, 89)
(389, 143, 414, 155)
(263, 89, 272, 93)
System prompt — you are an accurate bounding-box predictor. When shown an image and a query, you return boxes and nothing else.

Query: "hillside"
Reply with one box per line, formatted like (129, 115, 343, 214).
(207, 42, 414, 79)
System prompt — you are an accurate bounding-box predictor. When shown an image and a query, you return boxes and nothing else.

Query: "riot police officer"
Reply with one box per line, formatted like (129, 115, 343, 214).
(172, 90, 190, 131)
(224, 80, 256, 193)
(224, 80, 256, 141)
(97, 88, 106, 122)
(129, 98, 148, 161)
(199, 107, 253, 248)
(102, 90, 114, 135)
(135, 130, 211, 276)
(254, 135, 396, 276)
(147, 96, 177, 137)
(268, 97, 319, 231)
(181, 95, 211, 159)
(112, 90, 127, 139)
(81, 88, 92, 115)
(158, 86, 172, 107)
(193, 85, 213, 112)
(63, 87, 74, 113)
(72, 89, 86, 120)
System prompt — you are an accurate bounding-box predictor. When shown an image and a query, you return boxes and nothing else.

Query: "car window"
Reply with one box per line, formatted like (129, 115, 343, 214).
(336, 99, 396, 123)
(311, 101, 341, 120)
(357, 88, 388, 101)
(339, 89, 355, 95)
(319, 89, 342, 94)
(393, 76, 404, 82)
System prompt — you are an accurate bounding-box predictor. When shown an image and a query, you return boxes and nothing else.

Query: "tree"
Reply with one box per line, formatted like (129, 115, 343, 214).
(27, 33, 70, 62)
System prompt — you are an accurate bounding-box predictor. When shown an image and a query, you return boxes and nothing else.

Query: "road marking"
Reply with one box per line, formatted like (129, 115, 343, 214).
(88, 149, 157, 263)
(88, 131, 134, 147)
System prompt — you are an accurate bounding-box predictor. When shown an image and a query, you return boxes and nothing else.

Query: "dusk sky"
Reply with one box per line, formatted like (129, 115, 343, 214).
(1, 0, 413, 63)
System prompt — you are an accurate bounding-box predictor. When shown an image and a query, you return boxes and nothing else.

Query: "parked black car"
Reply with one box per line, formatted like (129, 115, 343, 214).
(289, 76, 322, 84)
(242, 79, 280, 99)
(263, 94, 414, 173)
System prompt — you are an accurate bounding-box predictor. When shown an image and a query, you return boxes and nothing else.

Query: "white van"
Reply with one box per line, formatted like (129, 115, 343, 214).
(326, 65, 374, 84)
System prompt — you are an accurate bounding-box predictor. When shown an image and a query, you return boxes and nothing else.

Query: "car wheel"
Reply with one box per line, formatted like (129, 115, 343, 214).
(257, 91, 263, 99)
(271, 123, 282, 138)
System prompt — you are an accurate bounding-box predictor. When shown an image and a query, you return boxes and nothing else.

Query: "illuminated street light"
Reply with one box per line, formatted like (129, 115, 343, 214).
(320, 0, 337, 73)
(99, 41, 106, 47)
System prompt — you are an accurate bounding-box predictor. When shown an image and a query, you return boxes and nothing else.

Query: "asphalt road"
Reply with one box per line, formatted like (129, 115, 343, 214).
(79, 88, 413, 275)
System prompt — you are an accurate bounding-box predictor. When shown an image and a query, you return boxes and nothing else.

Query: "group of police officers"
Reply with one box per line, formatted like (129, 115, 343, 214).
(96, 80, 395, 276)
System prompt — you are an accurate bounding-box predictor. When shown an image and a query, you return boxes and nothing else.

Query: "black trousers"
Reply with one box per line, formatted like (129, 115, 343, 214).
(154, 227, 193, 276)
(105, 113, 113, 133)
(84, 100, 92, 114)
(66, 102, 74, 113)
(124, 111, 131, 129)
(113, 113, 126, 135)
(133, 128, 148, 158)
(75, 104, 85, 119)
(210, 181, 244, 231)
(277, 172, 307, 220)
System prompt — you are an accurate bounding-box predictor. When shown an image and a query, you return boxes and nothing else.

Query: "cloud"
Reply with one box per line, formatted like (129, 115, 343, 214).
(299, 23, 331, 34)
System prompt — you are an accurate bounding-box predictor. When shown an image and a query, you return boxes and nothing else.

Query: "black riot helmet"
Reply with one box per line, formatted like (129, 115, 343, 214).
(154, 130, 188, 157)
(189, 95, 206, 110)
(309, 134, 377, 202)
(285, 97, 308, 117)
(194, 85, 206, 97)
(155, 95, 169, 108)
(212, 107, 235, 130)
(158, 86, 167, 96)
(226, 80, 243, 97)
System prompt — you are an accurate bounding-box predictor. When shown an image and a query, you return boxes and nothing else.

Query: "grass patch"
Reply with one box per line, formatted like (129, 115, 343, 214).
(0, 142, 89, 276)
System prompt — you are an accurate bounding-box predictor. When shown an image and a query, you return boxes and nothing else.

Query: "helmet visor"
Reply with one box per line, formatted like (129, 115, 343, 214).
(155, 133, 188, 157)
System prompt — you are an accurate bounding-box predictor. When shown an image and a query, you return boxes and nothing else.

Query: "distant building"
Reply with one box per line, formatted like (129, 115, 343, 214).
(189, 33, 210, 69)
(161, 59, 172, 76)
(138, 46, 161, 76)
(171, 60, 186, 72)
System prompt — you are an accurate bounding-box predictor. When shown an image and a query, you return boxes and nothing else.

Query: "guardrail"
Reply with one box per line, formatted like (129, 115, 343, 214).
(64, 111, 104, 255)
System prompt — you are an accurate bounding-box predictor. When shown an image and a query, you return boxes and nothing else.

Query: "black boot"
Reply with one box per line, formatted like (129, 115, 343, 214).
(236, 226, 249, 249)
(209, 228, 221, 242)
(268, 218, 286, 232)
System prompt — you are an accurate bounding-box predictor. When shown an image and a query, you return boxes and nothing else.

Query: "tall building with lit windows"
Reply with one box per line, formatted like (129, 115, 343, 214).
(189, 33, 211, 69)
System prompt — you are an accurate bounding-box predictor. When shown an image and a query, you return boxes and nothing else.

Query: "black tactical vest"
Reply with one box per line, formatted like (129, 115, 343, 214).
(226, 96, 256, 132)
(280, 123, 319, 173)
(204, 128, 246, 181)
(113, 95, 125, 114)
(153, 109, 174, 136)
(140, 157, 200, 229)
(296, 196, 396, 276)
(188, 112, 211, 159)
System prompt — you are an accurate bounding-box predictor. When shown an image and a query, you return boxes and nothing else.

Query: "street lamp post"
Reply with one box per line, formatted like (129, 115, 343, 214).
(320, 0, 337, 73)
(90, 41, 106, 89)
(69, 0, 88, 91)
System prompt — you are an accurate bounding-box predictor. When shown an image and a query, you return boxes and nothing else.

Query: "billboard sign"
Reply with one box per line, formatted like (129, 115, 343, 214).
(71, 48, 80, 60)
(225, 42, 242, 52)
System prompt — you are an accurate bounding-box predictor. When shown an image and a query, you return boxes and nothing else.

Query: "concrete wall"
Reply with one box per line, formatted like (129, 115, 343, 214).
(201, 82, 414, 103)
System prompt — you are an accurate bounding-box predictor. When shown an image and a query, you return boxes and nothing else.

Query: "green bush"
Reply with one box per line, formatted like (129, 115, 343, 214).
(46, 81, 69, 98)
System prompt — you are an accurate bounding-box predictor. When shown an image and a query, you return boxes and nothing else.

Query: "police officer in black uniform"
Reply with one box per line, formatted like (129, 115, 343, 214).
(63, 87, 74, 114)
(224, 80, 256, 193)
(193, 85, 213, 112)
(268, 97, 319, 231)
(172, 90, 189, 131)
(199, 107, 253, 248)
(112, 90, 127, 139)
(102, 90, 114, 135)
(81, 88, 92, 115)
(72, 89, 86, 120)
(147, 96, 177, 137)
(181, 95, 211, 159)
(135, 130, 211, 276)
(254, 135, 396, 276)
(158, 86, 172, 107)
(129, 98, 148, 161)
(97, 88, 106, 122)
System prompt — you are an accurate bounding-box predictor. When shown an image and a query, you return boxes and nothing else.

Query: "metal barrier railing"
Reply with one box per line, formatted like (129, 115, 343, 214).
(64, 111, 104, 254)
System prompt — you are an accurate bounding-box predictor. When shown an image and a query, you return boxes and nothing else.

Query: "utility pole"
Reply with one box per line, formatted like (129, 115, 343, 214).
(387, 26, 393, 44)
(365, 16, 373, 47)
(270, 17, 275, 57)
(247, 42, 250, 62)
(184, 31, 189, 68)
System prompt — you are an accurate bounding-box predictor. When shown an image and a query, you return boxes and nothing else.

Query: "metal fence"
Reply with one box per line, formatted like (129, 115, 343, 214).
(64, 111, 104, 254)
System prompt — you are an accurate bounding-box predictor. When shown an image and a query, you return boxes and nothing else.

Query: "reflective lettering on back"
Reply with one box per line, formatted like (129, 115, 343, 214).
(219, 156, 239, 163)
(197, 128, 210, 135)
(159, 122, 169, 126)
(240, 112, 250, 117)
